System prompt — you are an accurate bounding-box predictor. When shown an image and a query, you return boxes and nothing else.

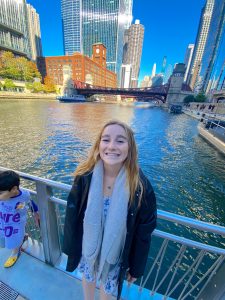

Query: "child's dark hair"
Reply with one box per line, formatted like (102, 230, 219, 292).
(0, 171, 20, 191)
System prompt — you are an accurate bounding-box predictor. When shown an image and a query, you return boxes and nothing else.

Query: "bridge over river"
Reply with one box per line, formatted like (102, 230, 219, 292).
(64, 63, 193, 104)
(73, 80, 169, 102)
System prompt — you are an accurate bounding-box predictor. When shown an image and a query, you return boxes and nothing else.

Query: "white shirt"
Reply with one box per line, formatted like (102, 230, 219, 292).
(0, 188, 30, 249)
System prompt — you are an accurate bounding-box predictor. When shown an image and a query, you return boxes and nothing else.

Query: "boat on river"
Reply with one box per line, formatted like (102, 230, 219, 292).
(134, 101, 156, 108)
(120, 101, 156, 108)
(169, 104, 183, 113)
(57, 94, 86, 102)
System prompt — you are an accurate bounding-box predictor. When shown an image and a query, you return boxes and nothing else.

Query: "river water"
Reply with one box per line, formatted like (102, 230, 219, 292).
(1, 99, 225, 296)
(1, 99, 224, 224)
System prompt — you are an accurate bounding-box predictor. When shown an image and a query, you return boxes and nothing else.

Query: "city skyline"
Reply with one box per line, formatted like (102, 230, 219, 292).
(27, 0, 205, 82)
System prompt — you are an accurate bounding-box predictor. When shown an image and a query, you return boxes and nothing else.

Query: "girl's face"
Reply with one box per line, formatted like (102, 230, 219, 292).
(99, 124, 129, 169)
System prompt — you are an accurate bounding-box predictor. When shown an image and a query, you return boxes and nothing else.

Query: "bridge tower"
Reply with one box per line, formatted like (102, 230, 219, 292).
(166, 63, 185, 105)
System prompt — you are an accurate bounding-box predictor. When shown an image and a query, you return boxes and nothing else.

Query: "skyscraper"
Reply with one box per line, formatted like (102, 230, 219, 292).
(26, 4, 42, 60)
(183, 44, 194, 82)
(61, 0, 132, 75)
(0, 0, 31, 58)
(151, 63, 156, 78)
(151, 74, 163, 87)
(123, 0, 133, 29)
(61, 0, 81, 53)
(198, 0, 225, 93)
(161, 56, 167, 74)
(140, 75, 152, 88)
(122, 19, 144, 87)
(186, 0, 215, 90)
(120, 64, 132, 88)
(164, 64, 173, 84)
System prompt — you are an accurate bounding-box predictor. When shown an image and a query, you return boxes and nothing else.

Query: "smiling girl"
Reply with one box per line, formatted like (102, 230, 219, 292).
(63, 120, 157, 300)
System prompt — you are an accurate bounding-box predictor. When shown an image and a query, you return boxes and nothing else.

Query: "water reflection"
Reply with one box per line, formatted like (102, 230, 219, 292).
(0, 100, 49, 170)
(0, 100, 224, 228)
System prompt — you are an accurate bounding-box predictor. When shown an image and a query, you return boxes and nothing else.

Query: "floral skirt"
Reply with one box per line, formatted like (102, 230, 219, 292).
(78, 256, 120, 295)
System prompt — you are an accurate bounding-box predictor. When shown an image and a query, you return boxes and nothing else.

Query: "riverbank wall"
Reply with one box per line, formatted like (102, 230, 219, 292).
(183, 108, 225, 121)
(0, 91, 57, 100)
(188, 102, 225, 114)
(198, 124, 225, 155)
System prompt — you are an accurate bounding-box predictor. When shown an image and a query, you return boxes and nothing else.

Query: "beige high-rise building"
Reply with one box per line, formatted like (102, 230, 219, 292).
(120, 64, 132, 88)
(26, 4, 42, 61)
(122, 19, 144, 88)
(184, 44, 194, 82)
(140, 76, 152, 88)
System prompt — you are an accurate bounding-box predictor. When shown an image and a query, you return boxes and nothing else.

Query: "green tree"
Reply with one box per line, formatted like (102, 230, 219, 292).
(183, 95, 195, 103)
(0, 51, 41, 81)
(195, 93, 207, 103)
(15, 57, 40, 81)
(32, 82, 43, 93)
(25, 82, 34, 91)
(3, 79, 16, 90)
(25, 82, 43, 93)
(0, 52, 20, 79)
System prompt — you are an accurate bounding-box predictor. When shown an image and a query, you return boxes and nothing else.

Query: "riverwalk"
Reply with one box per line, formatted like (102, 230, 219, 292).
(183, 107, 225, 155)
(0, 91, 57, 100)
(198, 123, 225, 155)
(183, 107, 225, 121)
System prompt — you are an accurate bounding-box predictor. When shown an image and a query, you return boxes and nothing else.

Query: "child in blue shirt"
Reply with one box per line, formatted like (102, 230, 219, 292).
(0, 170, 39, 268)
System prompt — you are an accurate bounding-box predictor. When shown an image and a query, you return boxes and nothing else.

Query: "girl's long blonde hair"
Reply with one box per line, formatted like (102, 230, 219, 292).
(75, 120, 143, 205)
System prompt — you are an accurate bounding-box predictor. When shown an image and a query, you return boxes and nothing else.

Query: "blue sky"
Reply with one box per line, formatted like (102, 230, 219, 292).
(28, 0, 205, 81)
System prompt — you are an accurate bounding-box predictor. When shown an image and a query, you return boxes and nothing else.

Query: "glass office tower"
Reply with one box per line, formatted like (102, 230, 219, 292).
(198, 0, 225, 93)
(123, 0, 133, 29)
(186, 0, 214, 90)
(205, 9, 225, 93)
(61, 0, 81, 53)
(0, 0, 31, 58)
(61, 0, 131, 75)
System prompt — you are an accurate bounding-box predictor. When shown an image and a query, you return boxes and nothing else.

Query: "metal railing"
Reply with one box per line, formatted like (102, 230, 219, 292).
(200, 116, 225, 145)
(1, 167, 225, 300)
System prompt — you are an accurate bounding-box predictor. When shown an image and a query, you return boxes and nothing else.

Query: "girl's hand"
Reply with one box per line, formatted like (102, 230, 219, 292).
(127, 272, 137, 285)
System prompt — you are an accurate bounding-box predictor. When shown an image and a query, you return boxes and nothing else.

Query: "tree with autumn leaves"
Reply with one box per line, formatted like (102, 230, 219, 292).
(43, 76, 56, 93)
(0, 51, 57, 93)
(25, 76, 56, 93)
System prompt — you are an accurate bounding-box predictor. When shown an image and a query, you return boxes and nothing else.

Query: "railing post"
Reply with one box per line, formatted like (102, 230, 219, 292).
(35, 181, 61, 266)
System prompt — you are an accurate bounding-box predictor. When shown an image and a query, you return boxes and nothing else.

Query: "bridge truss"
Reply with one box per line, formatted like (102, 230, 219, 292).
(73, 80, 168, 102)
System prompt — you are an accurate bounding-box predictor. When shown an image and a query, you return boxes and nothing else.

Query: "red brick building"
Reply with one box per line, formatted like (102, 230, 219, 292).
(37, 43, 117, 88)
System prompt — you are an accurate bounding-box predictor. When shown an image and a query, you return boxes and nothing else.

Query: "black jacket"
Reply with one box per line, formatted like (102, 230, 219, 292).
(63, 170, 157, 300)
